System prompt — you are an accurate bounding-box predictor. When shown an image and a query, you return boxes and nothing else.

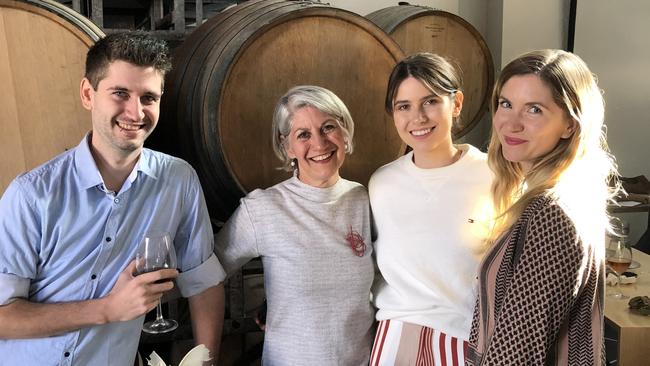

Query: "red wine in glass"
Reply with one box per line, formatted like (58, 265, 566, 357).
(135, 232, 178, 333)
(135, 266, 174, 284)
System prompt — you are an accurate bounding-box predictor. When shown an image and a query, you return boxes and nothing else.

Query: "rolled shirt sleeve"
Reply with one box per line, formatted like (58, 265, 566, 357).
(174, 167, 226, 297)
(0, 273, 30, 305)
(176, 253, 226, 297)
(0, 179, 40, 305)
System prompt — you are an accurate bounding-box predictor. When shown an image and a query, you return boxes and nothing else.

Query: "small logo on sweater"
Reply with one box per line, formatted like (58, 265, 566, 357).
(346, 226, 367, 257)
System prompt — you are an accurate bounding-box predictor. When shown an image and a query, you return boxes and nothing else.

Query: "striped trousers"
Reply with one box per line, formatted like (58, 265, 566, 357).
(370, 319, 468, 366)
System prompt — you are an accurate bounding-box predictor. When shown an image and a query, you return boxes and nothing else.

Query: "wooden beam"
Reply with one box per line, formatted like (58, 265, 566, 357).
(150, 0, 164, 30)
(173, 0, 185, 32)
(195, 0, 204, 26)
(91, 0, 103, 28)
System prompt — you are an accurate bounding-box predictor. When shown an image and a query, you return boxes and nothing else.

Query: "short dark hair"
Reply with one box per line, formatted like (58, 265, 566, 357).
(85, 31, 172, 89)
(385, 52, 462, 114)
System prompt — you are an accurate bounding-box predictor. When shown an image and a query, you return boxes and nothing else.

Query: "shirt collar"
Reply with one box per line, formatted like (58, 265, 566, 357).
(74, 132, 158, 191)
(74, 133, 104, 190)
(137, 148, 158, 180)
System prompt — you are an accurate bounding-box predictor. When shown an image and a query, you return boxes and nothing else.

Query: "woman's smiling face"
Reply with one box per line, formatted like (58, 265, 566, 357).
(493, 74, 575, 173)
(392, 76, 461, 159)
(285, 106, 346, 188)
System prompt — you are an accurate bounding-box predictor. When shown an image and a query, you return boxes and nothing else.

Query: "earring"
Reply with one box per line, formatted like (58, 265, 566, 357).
(344, 141, 349, 151)
(290, 159, 296, 168)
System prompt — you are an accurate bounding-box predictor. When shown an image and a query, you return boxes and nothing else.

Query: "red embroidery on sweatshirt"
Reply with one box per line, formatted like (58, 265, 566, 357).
(346, 226, 367, 257)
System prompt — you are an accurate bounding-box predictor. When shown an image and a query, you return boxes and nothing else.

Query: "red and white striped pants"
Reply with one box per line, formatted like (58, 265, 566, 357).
(370, 319, 468, 366)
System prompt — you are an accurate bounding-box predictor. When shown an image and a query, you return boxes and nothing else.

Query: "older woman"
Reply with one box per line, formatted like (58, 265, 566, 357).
(466, 50, 619, 365)
(215, 85, 374, 365)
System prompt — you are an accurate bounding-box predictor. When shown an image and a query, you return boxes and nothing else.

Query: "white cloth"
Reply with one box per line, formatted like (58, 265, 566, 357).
(370, 144, 494, 340)
(606, 272, 637, 285)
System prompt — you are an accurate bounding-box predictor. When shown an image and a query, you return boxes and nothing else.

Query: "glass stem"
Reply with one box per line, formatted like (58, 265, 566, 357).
(155, 301, 164, 322)
(615, 273, 622, 295)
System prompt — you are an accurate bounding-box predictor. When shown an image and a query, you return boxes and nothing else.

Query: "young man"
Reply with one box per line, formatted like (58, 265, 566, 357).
(0, 32, 226, 365)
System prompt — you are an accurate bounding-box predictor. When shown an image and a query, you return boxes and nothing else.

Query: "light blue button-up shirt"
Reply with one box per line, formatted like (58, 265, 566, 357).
(0, 135, 226, 365)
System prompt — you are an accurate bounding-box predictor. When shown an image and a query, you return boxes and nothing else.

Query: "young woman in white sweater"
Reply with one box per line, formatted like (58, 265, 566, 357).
(369, 53, 494, 365)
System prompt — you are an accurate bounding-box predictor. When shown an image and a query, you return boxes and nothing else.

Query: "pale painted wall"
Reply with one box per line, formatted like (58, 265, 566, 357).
(485, 0, 503, 72)
(574, 0, 650, 181)
(500, 0, 569, 67)
(574, 0, 650, 243)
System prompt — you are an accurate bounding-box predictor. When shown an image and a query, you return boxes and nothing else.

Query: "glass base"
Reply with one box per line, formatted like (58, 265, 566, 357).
(608, 292, 629, 300)
(142, 318, 178, 334)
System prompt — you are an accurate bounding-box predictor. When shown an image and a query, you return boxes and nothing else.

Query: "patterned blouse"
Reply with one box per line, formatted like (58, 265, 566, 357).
(466, 196, 606, 365)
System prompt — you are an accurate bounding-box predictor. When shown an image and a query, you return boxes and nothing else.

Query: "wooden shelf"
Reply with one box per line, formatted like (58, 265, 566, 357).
(57, 0, 239, 36)
(609, 203, 650, 214)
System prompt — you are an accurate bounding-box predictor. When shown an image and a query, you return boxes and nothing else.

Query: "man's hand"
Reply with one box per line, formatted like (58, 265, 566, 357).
(0, 260, 177, 339)
(102, 260, 178, 323)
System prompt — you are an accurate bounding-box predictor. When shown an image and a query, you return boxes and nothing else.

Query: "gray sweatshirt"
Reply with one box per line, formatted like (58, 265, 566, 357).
(215, 176, 375, 365)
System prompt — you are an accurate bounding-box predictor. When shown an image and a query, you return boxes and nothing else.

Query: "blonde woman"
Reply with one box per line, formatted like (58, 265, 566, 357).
(466, 50, 619, 365)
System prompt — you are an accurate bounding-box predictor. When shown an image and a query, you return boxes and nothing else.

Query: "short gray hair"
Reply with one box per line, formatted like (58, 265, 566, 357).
(272, 85, 355, 171)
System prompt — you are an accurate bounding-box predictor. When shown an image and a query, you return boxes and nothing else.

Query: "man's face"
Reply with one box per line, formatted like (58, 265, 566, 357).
(80, 60, 164, 158)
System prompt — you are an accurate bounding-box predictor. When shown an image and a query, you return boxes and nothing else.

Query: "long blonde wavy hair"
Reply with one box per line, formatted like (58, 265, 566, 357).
(487, 49, 619, 248)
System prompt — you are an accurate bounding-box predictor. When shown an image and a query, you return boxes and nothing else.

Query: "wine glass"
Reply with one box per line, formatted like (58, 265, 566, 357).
(135, 231, 178, 333)
(606, 233, 633, 300)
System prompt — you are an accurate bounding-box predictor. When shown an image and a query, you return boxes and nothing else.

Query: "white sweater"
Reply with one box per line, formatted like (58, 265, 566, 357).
(369, 144, 494, 340)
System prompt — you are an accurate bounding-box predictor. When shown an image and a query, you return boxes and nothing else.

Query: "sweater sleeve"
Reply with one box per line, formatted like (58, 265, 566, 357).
(480, 203, 587, 365)
(214, 199, 261, 276)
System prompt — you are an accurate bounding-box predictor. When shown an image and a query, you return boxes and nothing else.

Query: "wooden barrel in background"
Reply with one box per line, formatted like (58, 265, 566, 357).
(152, 0, 406, 222)
(0, 0, 103, 194)
(367, 5, 494, 139)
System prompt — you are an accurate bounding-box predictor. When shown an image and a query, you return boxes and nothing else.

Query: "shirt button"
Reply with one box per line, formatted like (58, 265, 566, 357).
(114, 198, 120, 204)
(91, 274, 97, 280)
(106, 237, 112, 242)
(64, 352, 70, 357)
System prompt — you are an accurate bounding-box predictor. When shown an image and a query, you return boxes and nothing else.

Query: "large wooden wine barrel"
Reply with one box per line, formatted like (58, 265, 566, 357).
(367, 5, 494, 139)
(154, 0, 405, 222)
(0, 0, 103, 194)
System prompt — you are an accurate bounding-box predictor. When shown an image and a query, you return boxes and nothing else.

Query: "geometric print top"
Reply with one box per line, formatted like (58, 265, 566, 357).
(466, 195, 605, 365)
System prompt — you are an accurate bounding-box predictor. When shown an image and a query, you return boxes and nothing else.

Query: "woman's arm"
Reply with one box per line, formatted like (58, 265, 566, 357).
(480, 204, 590, 365)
